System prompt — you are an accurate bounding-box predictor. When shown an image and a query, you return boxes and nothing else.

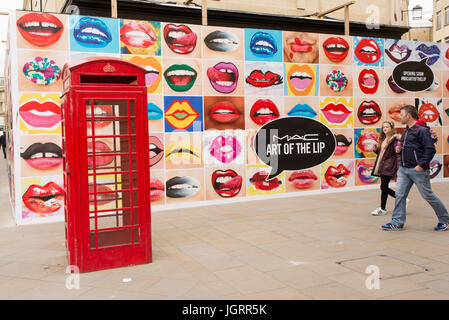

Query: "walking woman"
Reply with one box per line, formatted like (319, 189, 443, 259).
(371, 120, 402, 216)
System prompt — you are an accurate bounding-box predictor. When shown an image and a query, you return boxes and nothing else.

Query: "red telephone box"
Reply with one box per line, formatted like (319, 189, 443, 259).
(61, 57, 151, 272)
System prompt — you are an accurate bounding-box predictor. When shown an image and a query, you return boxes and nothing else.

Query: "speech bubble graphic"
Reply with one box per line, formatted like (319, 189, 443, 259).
(392, 58, 434, 92)
(254, 117, 336, 180)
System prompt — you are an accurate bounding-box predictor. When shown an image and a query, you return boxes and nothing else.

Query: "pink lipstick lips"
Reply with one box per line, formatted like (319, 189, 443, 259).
(209, 135, 242, 164)
(321, 103, 352, 124)
(21, 142, 63, 170)
(207, 62, 238, 93)
(250, 99, 280, 125)
(288, 170, 317, 189)
(209, 101, 240, 124)
(19, 100, 61, 128)
(150, 178, 165, 201)
(212, 169, 242, 197)
(87, 140, 114, 168)
(120, 20, 157, 48)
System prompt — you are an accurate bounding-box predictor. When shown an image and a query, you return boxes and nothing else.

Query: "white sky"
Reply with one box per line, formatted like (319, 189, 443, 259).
(0, 1, 436, 76)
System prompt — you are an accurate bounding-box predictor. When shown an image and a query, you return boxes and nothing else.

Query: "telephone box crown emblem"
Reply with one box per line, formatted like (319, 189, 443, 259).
(103, 63, 115, 73)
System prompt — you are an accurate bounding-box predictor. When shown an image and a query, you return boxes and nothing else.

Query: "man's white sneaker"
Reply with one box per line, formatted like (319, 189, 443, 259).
(371, 208, 387, 216)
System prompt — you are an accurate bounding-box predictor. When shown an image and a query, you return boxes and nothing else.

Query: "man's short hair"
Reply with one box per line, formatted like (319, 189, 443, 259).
(400, 105, 419, 120)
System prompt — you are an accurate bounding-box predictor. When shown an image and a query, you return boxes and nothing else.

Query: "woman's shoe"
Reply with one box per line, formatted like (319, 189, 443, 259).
(371, 208, 387, 216)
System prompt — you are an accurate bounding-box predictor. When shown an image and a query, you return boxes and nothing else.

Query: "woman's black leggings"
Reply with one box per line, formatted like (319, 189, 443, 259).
(380, 175, 395, 210)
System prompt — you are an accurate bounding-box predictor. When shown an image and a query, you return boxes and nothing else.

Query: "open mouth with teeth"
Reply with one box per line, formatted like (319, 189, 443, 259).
(166, 176, 200, 198)
(21, 142, 63, 170)
(209, 101, 240, 124)
(418, 103, 440, 123)
(358, 69, 379, 94)
(120, 20, 157, 49)
(212, 169, 242, 197)
(17, 12, 64, 46)
(386, 41, 411, 64)
(22, 182, 64, 215)
(325, 164, 350, 188)
(88, 184, 118, 206)
(430, 160, 442, 179)
(357, 131, 379, 153)
(322, 37, 349, 62)
(209, 135, 242, 164)
(250, 171, 282, 191)
(204, 30, 240, 52)
(250, 32, 277, 57)
(321, 102, 352, 125)
(86, 105, 113, 129)
(73, 17, 112, 48)
(164, 64, 197, 92)
(19, 99, 61, 128)
(207, 62, 238, 93)
(164, 24, 197, 54)
(286, 64, 315, 95)
(355, 38, 381, 64)
(250, 99, 280, 125)
(149, 136, 164, 167)
(358, 101, 382, 125)
(246, 70, 282, 88)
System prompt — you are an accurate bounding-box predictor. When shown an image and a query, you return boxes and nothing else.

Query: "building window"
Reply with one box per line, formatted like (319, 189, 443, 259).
(446, 7, 449, 25)
(437, 11, 442, 30)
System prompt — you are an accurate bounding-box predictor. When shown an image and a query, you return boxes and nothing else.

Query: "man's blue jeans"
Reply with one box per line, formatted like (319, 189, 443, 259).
(391, 167, 449, 227)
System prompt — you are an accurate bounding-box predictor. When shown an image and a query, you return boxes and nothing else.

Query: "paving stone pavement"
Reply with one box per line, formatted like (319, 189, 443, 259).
(1, 156, 449, 300)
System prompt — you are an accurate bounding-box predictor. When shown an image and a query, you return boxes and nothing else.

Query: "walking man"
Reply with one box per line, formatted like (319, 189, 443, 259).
(382, 105, 449, 231)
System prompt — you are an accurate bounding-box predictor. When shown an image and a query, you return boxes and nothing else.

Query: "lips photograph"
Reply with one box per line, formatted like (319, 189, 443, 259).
(205, 61, 242, 95)
(354, 37, 383, 66)
(248, 98, 280, 127)
(204, 96, 245, 130)
(286, 168, 320, 192)
(247, 167, 285, 195)
(120, 20, 161, 55)
(203, 28, 242, 57)
(320, 35, 351, 64)
(332, 129, 354, 158)
(357, 68, 380, 95)
(355, 128, 380, 158)
(283, 32, 319, 63)
(16, 12, 65, 48)
(165, 169, 205, 203)
(163, 23, 199, 57)
(22, 181, 64, 216)
(71, 16, 117, 51)
(150, 176, 165, 204)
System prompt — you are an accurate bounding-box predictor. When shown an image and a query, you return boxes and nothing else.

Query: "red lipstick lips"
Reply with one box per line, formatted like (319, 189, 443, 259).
(17, 12, 63, 46)
(209, 101, 240, 124)
(120, 20, 157, 48)
(250, 99, 280, 125)
(246, 70, 282, 88)
(22, 181, 64, 215)
(321, 103, 352, 124)
(212, 169, 242, 197)
(323, 37, 349, 62)
(355, 39, 381, 64)
(357, 101, 382, 125)
(324, 164, 350, 188)
(358, 69, 379, 94)
(150, 178, 165, 201)
(250, 171, 282, 191)
(418, 103, 439, 123)
(164, 24, 197, 54)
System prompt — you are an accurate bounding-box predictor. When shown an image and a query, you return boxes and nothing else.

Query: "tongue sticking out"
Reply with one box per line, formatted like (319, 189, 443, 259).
(171, 32, 197, 46)
(207, 67, 235, 82)
(219, 176, 242, 190)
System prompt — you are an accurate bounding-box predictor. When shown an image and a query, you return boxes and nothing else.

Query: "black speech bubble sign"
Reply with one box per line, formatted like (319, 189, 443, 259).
(392, 58, 434, 92)
(254, 117, 336, 180)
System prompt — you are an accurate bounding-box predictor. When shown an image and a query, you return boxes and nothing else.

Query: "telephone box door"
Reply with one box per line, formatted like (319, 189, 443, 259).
(76, 91, 151, 272)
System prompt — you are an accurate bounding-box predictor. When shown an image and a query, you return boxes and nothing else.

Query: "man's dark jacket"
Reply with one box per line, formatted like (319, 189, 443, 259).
(400, 120, 436, 170)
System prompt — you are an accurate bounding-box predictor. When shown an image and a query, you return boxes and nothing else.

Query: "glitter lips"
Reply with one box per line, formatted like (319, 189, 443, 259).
(164, 24, 197, 54)
(73, 17, 112, 48)
(212, 169, 242, 197)
(22, 182, 64, 215)
(325, 164, 350, 188)
(326, 70, 348, 92)
(357, 101, 382, 125)
(322, 37, 349, 62)
(21, 142, 63, 170)
(23, 57, 61, 85)
(250, 32, 277, 57)
(355, 39, 381, 64)
(249, 171, 282, 191)
(17, 12, 64, 46)
(207, 62, 239, 93)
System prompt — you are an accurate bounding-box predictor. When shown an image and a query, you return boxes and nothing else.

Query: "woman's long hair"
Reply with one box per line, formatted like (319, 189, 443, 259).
(377, 120, 395, 150)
